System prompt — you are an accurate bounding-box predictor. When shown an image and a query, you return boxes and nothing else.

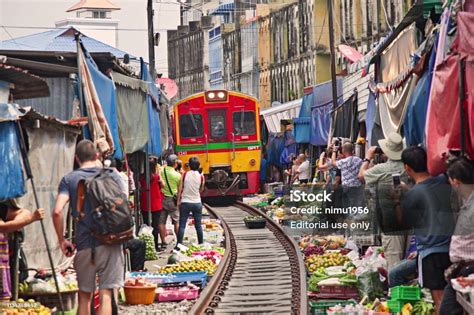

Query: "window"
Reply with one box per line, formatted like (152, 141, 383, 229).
(179, 114, 204, 138)
(232, 111, 256, 136)
(208, 110, 227, 140)
(93, 11, 106, 19)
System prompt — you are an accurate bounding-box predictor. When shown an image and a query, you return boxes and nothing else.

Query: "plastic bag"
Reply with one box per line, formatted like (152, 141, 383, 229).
(138, 224, 157, 260)
(357, 271, 385, 301)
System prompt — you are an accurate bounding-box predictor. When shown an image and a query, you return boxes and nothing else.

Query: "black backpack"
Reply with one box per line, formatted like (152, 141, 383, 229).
(77, 168, 134, 246)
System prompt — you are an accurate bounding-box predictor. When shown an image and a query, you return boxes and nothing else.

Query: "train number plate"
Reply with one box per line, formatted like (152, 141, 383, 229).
(248, 146, 260, 151)
(177, 151, 187, 156)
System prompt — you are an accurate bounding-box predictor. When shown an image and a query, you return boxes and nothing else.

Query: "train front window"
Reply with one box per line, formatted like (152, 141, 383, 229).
(179, 113, 204, 138)
(209, 110, 227, 141)
(232, 111, 256, 136)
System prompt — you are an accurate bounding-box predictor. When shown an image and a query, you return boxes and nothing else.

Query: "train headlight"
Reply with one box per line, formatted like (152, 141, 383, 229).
(217, 92, 225, 98)
(208, 92, 216, 99)
(205, 90, 228, 102)
(250, 159, 256, 166)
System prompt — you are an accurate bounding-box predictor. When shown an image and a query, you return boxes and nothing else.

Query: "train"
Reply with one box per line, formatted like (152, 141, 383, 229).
(172, 90, 261, 197)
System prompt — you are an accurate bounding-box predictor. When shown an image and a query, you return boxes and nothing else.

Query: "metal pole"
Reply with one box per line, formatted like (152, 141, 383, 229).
(10, 233, 20, 300)
(459, 58, 466, 155)
(75, 33, 85, 116)
(147, 0, 157, 79)
(15, 122, 65, 312)
(145, 147, 152, 227)
(327, 0, 338, 110)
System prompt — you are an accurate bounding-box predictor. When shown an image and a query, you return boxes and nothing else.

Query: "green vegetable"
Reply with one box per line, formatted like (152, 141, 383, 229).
(412, 300, 434, 315)
(139, 233, 157, 260)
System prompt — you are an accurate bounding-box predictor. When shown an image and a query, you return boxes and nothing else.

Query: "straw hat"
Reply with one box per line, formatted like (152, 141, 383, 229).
(378, 133, 405, 161)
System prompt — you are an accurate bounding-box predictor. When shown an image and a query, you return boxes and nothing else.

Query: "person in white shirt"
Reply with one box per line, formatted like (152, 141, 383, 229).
(176, 157, 205, 247)
(292, 154, 311, 184)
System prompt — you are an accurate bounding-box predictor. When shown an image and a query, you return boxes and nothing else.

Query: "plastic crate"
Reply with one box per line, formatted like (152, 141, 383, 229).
(244, 220, 266, 229)
(390, 286, 421, 301)
(156, 286, 199, 302)
(313, 285, 359, 300)
(387, 299, 417, 313)
(20, 290, 77, 311)
(309, 300, 356, 315)
(129, 271, 207, 289)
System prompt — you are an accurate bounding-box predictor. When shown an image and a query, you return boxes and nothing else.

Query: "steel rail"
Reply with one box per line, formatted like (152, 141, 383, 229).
(190, 201, 307, 314)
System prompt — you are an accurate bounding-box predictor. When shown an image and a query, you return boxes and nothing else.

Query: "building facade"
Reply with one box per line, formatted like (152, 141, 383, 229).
(169, 0, 412, 105)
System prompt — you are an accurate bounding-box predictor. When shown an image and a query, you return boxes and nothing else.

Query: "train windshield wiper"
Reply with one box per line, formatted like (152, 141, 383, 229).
(189, 111, 198, 133)
(239, 109, 244, 133)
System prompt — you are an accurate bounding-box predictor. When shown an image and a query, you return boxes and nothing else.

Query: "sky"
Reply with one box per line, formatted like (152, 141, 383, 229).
(0, 0, 181, 76)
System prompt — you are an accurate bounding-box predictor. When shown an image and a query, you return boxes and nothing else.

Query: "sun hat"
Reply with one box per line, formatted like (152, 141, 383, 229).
(378, 132, 405, 161)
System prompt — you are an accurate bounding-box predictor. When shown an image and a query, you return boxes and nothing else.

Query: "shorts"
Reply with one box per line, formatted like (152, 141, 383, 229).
(73, 245, 124, 293)
(159, 197, 179, 225)
(300, 179, 309, 184)
(421, 252, 451, 290)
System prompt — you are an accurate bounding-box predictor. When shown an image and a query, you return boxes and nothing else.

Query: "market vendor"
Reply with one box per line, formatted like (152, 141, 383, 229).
(439, 157, 474, 314)
(0, 199, 45, 301)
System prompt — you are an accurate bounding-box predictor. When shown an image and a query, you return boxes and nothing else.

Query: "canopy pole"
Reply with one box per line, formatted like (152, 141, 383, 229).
(459, 58, 466, 156)
(15, 122, 65, 313)
(145, 147, 152, 228)
(327, 0, 338, 111)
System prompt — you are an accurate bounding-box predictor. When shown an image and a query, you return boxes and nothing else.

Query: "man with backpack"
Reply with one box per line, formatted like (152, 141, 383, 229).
(159, 154, 181, 249)
(53, 140, 132, 315)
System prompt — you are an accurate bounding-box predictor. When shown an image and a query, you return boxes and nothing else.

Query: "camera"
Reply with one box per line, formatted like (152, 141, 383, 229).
(374, 147, 384, 164)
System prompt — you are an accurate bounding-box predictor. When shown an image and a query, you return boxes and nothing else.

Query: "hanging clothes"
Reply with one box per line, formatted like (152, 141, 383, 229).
(403, 36, 437, 146)
(83, 48, 123, 159)
(426, 11, 474, 175)
(78, 43, 114, 154)
(310, 103, 332, 146)
(330, 92, 360, 143)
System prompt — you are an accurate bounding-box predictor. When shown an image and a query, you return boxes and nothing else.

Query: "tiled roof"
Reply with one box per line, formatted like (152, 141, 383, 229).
(67, 0, 120, 12)
(0, 27, 133, 59)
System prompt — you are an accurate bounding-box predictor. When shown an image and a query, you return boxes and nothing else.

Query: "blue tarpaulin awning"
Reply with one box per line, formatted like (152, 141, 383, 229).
(140, 58, 162, 156)
(0, 103, 26, 199)
(293, 91, 314, 143)
(308, 79, 343, 146)
(209, 2, 235, 15)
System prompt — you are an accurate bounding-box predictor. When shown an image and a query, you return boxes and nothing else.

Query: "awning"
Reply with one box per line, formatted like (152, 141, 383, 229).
(0, 59, 50, 100)
(209, 2, 235, 15)
(260, 98, 302, 133)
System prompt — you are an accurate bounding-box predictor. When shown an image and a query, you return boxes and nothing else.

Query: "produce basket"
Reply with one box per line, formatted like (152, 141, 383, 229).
(387, 299, 417, 313)
(130, 271, 208, 289)
(314, 285, 359, 299)
(156, 286, 199, 302)
(390, 285, 421, 301)
(20, 290, 78, 311)
(244, 216, 266, 229)
(309, 300, 356, 315)
(124, 285, 156, 305)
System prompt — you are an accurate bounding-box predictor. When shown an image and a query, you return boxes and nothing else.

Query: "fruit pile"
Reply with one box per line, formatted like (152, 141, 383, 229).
(0, 299, 51, 315)
(183, 244, 225, 257)
(139, 233, 157, 260)
(306, 252, 351, 273)
(160, 259, 217, 276)
(124, 277, 156, 288)
(299, 235, 346, 250)
(191, 250, 223, 264)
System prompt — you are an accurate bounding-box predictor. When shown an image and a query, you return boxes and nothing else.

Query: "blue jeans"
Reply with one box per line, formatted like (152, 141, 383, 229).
(388, 258, 417, 287)
(177, 202, 203, 245)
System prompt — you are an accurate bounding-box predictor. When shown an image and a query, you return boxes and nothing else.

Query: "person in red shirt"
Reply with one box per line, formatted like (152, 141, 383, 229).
(140, 159, 164, 251)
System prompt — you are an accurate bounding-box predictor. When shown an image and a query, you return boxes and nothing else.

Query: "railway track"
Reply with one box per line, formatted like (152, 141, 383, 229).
(190, 201, 307, 314)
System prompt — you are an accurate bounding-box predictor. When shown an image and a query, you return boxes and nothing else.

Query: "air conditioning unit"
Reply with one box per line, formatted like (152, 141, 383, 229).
(189, 21, 201, 32)
(201, 16, 214, 29)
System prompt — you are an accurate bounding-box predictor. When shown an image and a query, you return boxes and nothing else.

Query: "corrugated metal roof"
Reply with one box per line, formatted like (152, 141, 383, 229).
(0, 62, 50, 99)
(17, 77, 75, 121)
(260, 98, 302, 133)
(0, 27, 133, 59)
(342, 66, 374, 115)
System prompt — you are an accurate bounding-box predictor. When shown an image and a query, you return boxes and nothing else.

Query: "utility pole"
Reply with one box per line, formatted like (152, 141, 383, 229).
(327, 0, 338, 109)
(147, 0, 156, 79)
